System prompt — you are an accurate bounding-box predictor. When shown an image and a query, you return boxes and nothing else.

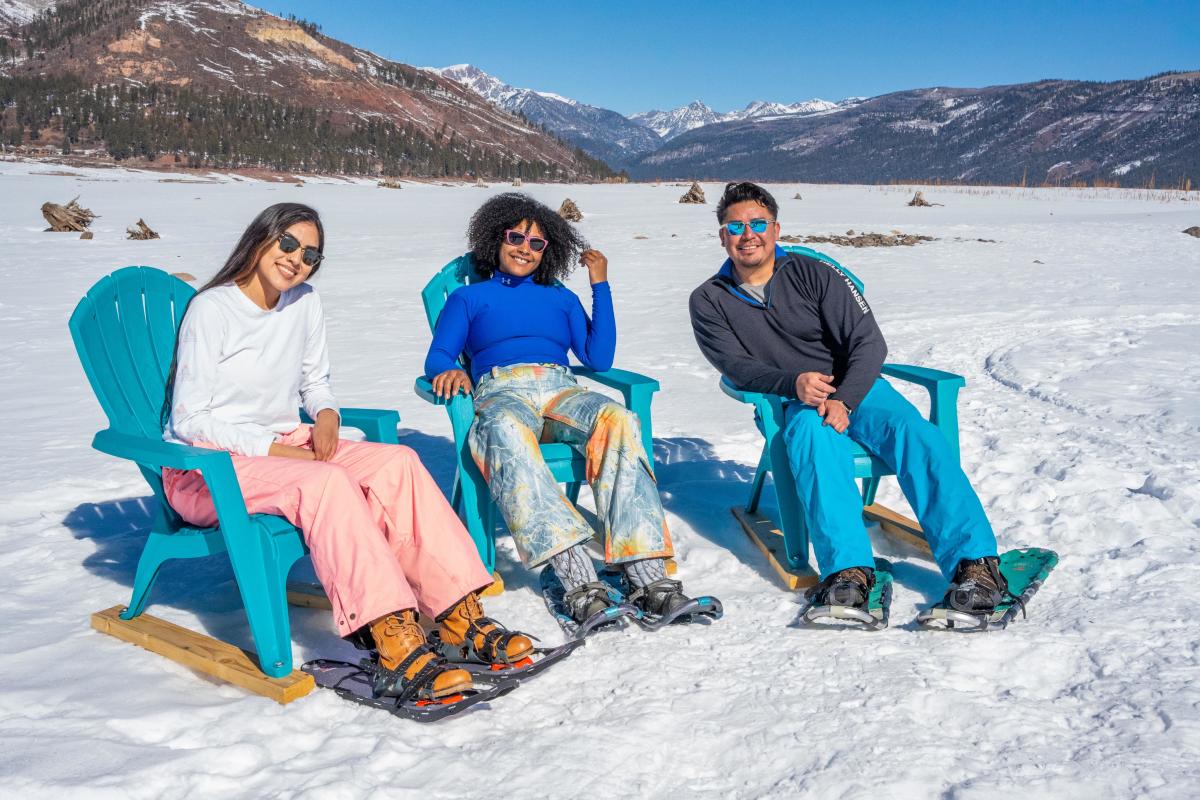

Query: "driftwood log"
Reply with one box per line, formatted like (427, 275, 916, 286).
(907, 191, 943, 207)
(679, 181, 706, 204)
(126, 219, 160, 240)
(558, 198, 583, 221)
(42, 197, 97, 232)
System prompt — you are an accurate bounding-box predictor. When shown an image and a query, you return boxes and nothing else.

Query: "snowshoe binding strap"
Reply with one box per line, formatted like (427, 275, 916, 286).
(463, 617, 539, 666)
(371, 643, 461, 702)
(798, 563, 890, 631)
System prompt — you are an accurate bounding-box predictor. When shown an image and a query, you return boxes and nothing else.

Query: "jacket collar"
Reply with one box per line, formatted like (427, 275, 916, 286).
(715, 245, 790, 307)
(493, 269, 534, 287)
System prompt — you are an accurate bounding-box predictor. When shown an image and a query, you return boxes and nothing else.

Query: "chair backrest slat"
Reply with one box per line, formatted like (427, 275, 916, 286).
(69, 267, 197, 439)
(781, 245, 866, 294)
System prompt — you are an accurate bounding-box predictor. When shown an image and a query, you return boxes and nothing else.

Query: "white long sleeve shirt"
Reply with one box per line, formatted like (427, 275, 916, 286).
(164, 282, 339, 457)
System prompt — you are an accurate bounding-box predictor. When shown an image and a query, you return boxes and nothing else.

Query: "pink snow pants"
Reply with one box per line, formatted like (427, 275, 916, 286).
(163, 426, 493, 637)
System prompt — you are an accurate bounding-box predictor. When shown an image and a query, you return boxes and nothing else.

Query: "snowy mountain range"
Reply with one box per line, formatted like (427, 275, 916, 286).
(431, 64, 857, 169)
(629, 98, 858, 140)
(431, 64, 662, 168)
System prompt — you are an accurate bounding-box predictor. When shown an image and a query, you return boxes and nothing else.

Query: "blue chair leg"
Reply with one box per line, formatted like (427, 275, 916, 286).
(746, 445, 771, 513)
(456, 463, 497, 573)
(565, 481, 582, 504)
(861, 477, 881, 507)
(223, 520, 295, 678)
(121, 531, 175, 620)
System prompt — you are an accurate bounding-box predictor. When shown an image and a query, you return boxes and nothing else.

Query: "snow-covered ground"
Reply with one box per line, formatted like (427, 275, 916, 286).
(1, 162, 1198, 798)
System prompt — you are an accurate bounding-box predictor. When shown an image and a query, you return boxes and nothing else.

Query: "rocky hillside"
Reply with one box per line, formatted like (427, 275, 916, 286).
(631, 74, 1200, 186)
(0, 0, 617, 179)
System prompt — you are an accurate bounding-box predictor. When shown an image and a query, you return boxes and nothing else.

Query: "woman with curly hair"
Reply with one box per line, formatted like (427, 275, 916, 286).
(425, 193, 711, 629)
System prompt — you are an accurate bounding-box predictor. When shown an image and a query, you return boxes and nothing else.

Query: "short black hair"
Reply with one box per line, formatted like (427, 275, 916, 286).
(467, 193, 588, 286)
(716, 181, 779, 223)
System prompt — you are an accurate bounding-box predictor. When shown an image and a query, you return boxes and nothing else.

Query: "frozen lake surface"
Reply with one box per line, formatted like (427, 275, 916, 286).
(1, 162, 1198, 798)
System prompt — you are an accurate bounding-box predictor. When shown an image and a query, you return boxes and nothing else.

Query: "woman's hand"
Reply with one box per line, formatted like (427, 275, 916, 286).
(269, 443, 316, 460)
(581, 249, 608, 284)
(432, 368, 473, 400)
(312, 408, 340, 461)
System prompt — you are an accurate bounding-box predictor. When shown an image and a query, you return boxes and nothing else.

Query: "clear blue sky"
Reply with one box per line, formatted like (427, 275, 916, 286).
(268, 1, 1199, 114)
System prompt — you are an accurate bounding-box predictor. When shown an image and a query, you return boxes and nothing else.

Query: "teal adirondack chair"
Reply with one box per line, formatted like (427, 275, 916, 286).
(414, 254, 661, 574)
(68, 266, 401, 678)
(723, 245, 964, 576)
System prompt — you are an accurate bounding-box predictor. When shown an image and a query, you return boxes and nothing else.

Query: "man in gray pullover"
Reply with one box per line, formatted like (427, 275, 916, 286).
(689, 181, 1005, 618)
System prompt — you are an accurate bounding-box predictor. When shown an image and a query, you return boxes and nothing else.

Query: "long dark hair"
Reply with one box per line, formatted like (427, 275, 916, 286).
(467, 193, 588, 286)
(160, 203, 325, 429)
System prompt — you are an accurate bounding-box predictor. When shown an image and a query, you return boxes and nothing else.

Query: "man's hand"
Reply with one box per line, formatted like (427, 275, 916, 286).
(818, 399, 850, 434)
(432, 368, 473, 400)
(581, 249, 608, 284)
(269, 443, 316, 460)
(795, 371, 836, 406)
(312, 408, 340, 461)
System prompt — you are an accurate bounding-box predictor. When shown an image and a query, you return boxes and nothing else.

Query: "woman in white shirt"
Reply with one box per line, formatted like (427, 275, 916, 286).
(162, 203, 532, 703)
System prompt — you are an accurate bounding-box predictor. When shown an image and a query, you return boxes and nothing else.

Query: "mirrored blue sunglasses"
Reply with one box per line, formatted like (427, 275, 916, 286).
(724, 218, 773, 236)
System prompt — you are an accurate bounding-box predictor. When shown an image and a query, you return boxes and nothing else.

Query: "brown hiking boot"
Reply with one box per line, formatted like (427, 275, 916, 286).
(806, 566, 875, 608)
(369, 610, 473, 701)
(436, 592, 535, 666)
(945, 557, 1009, 613)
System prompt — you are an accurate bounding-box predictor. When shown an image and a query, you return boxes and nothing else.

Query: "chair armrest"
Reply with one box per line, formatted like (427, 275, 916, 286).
(573, 367, 660, 461)
(91, 429, 252, 529)
(300, 407, 401, 444)
(415, 377, 476, 442)
(880, 363, 965, 392)
(880, 363, 965, 458)
(93, 429, 233, 471)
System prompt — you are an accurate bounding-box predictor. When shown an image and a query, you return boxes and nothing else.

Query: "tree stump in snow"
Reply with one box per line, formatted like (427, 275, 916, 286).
(558, 198, 583, 221)
(126, 219, 160, 240)
(1183, 226, 1200, 237)
(907, 191, 933, 207)
(679, 181, 706, 204)
(42, 197, 97, 232)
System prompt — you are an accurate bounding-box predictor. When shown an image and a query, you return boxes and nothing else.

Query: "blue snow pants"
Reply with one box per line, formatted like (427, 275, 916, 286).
(782, 378, 997, 580)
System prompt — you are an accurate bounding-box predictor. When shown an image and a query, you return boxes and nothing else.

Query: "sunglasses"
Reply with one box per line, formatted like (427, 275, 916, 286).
(277, 232, 324, 267)
(503, 229, 549, 252)
(723, 218, 773, 236)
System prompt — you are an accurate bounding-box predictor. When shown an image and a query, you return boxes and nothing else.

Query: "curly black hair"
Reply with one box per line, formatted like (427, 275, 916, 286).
(467, 193, 588, 285)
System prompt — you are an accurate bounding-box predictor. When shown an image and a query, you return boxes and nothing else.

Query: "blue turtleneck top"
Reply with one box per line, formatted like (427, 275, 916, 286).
(424, 270, 616, 382)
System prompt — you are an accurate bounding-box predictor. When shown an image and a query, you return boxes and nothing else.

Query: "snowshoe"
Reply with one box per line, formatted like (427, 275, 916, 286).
(605, 572, 723, 631)
(539, 565, 639, 639)
(917, 548, 1058, 632)
(428, 628, 585, 684)
(797, 559, 893, 631)
(301, 658, 517, 722)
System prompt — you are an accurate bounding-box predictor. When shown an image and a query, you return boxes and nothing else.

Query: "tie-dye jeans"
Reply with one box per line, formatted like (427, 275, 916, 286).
(468, 364, 673, 568)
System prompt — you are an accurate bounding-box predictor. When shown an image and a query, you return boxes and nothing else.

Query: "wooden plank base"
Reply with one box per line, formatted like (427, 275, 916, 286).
(91, 606, 314, 704)
(731, 507, 819, 591)
(286, 582, 333, 611)
(863, 503, 933, 557)
(480, 570, 505, 597)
